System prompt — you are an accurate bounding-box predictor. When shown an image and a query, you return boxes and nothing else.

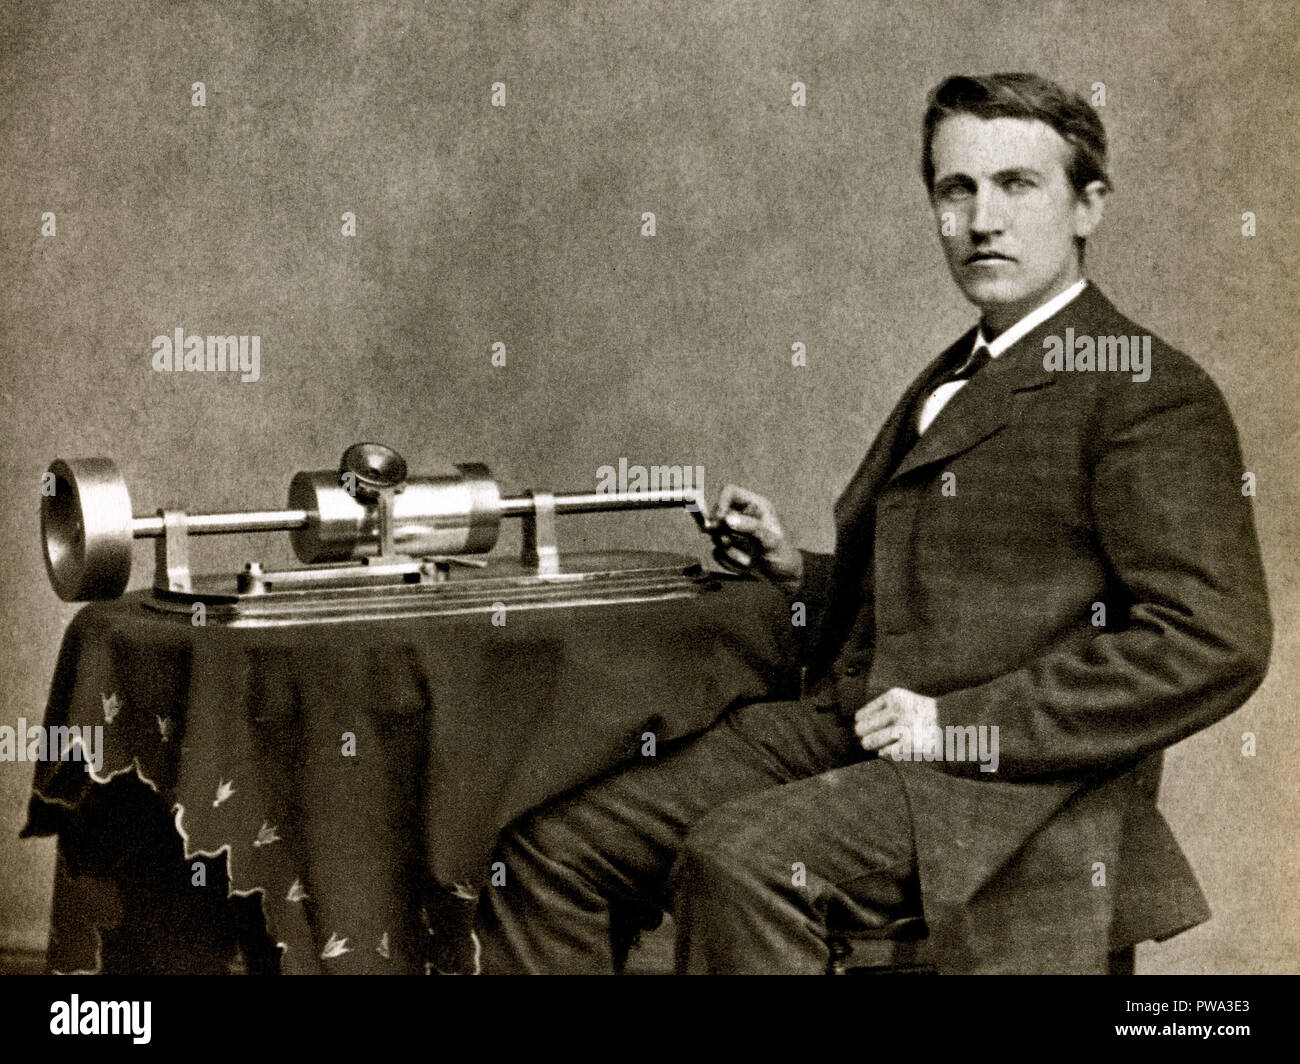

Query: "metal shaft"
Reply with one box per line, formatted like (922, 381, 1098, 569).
(132, 509, 312, 537)
(130, 489, 708, 539)
(496, 489, 706, 518)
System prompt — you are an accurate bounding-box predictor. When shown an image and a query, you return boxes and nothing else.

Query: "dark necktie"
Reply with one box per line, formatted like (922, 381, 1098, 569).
(941, 335, 993, 385)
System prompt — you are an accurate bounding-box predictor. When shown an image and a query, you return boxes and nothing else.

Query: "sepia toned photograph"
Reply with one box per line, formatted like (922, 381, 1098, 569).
(1, 0, 1294, 1042)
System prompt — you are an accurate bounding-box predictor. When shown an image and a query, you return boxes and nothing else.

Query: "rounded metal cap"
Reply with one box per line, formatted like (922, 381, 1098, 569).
(339, 442, 408, 501)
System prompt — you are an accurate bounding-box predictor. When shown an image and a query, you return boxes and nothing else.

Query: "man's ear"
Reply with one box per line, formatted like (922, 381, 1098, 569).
(1073, 179, 1108, 239)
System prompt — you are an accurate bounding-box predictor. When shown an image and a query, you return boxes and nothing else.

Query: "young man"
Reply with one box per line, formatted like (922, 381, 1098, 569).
(475, 73, 1271, 974)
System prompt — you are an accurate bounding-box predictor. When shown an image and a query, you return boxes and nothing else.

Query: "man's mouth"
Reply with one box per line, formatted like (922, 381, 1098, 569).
(965, 251, 1016, 265)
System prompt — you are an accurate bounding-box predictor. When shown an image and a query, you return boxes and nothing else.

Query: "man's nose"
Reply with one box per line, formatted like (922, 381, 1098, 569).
(969, 187, 1005, 237)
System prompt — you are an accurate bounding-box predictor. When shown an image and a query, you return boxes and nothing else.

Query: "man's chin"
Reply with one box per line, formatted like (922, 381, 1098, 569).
(955, 276, 1038, 317)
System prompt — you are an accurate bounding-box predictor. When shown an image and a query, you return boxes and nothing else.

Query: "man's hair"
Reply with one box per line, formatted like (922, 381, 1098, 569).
(921, 73, 1111, 198)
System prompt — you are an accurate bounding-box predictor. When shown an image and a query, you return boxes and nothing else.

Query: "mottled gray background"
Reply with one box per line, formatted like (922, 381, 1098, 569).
(1, 0, 1295, 972)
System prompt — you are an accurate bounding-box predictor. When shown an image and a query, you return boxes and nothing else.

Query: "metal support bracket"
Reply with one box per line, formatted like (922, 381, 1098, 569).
(374, 485, 401, 559)
(520, 490, 560, 576)
(154, 509, 192, 593)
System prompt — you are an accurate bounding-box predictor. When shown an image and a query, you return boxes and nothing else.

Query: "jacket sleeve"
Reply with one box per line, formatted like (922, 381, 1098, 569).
(935, 362, 1272, 780)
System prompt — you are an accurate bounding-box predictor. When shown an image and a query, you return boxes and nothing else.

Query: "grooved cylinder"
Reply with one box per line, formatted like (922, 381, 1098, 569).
(287, 464, 502, 563)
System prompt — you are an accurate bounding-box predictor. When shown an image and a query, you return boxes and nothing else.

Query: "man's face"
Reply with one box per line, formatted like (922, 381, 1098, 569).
(929, 114, 1103, 327)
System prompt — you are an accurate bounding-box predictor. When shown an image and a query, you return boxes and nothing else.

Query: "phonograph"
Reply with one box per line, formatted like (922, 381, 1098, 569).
(40, 443, 762, 626)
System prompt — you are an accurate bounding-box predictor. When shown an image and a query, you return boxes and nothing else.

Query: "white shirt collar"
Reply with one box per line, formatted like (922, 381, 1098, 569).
(976, 278, 1088, 358)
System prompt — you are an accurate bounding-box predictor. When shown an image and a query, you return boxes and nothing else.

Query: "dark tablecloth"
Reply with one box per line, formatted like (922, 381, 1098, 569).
(22, 577, 798, 973)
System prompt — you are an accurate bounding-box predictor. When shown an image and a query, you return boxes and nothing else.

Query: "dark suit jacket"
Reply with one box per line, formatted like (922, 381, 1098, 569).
(796, 282, 1271, 972)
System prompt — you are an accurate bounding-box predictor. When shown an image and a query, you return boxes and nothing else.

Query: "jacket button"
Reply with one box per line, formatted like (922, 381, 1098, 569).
(841, 664, 860, 677)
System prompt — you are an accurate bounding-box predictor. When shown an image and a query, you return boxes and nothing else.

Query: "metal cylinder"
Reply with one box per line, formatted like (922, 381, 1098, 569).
(287, 463, 503, 563)
(42, 457, 134, 601)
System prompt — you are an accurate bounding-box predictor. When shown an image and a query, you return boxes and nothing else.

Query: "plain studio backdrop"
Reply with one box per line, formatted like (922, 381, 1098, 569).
(1, 0, 1295, 973)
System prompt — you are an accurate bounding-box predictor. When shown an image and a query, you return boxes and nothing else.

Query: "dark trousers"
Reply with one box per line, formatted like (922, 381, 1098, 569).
(474, 698, 922, 974)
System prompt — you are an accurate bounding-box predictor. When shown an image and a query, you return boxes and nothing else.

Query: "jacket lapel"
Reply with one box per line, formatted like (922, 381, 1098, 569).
(832, 332, 974, 535)
(831, 283, 1117, 540)
(887, 339, 1051, 482)
(886, 283, 1116, 483)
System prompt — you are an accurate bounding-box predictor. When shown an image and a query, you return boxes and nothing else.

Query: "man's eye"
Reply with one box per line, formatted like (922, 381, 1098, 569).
(938, 186, 971, 200)
(1003, 177, 1035, 191)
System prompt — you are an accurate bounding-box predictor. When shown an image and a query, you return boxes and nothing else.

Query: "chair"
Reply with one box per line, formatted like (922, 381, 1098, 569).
(620, 910, 1140, 974)
(826, 918, 1137, 974)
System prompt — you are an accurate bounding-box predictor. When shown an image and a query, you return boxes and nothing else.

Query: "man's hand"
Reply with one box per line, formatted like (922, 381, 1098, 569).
(712, 485, 803, 588)
(854, 687, 940, 758)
